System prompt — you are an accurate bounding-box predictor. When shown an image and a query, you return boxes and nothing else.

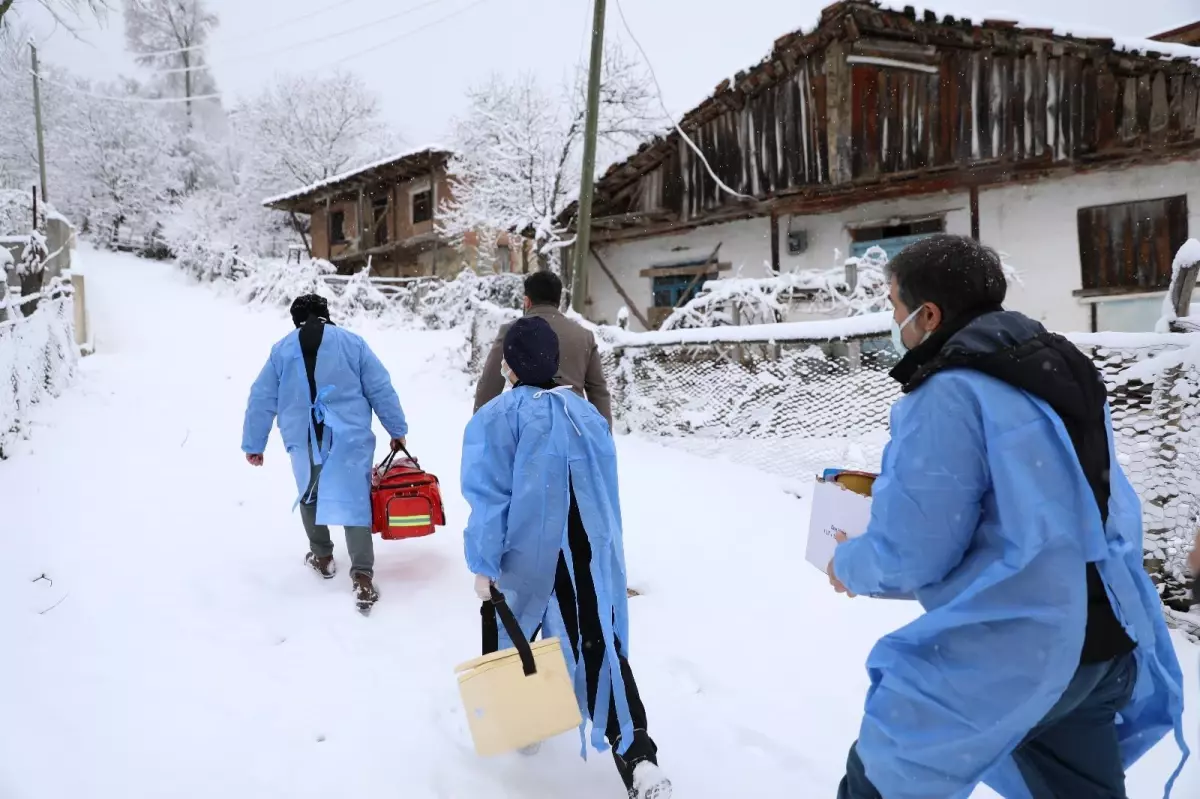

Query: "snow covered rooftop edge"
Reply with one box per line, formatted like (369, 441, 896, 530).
(874, 4, 1200, 63)
(262, 145, 453, 209)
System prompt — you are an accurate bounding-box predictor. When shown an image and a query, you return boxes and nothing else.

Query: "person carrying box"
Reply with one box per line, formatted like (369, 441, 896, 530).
(827, 234, 1188, 799)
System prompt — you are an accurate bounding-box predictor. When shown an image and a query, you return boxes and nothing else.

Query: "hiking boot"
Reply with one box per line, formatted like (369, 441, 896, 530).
(352, 572, 379, 614)
(305, 552, 336, 579)
(629, 762, 672, 799)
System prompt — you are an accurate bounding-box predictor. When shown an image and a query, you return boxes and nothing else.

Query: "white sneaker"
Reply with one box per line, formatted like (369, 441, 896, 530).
(630, 762, 672, 799)
(517, 742, 542, 756)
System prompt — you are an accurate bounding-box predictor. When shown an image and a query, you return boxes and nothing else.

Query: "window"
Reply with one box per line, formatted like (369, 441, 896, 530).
(329, 209, 346, 244)
(849, 218, 944, 261)
(372, 197, 389, 245)
(495, 245, 511, 273)
(411, 189, 433, 225)
(652, 272, 713, 308)
(1077, 196, 1189, 294)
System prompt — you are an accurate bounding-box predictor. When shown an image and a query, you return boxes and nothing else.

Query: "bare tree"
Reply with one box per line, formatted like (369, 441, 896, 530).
(123, 0, 217, 126)
(440, 43, 658, 273)
(0, 0, 109, 40)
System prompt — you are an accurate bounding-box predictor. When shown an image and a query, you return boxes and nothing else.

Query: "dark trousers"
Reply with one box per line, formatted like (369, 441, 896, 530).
(482, 486, 657, 790)
(838, 652, 1138, 799)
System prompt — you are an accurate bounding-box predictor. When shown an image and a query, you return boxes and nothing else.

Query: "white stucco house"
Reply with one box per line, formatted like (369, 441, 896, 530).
(559, 1, 1200, 334)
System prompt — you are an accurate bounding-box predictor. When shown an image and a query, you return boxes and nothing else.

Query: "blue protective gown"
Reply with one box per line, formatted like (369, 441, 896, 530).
(241, 324, 407, 527)
(461, 385, 634, 756)
(833, 369, 1188, 799)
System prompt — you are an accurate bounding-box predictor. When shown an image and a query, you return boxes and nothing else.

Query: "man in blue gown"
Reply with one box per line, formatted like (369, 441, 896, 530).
(830, 235, 1187, 799)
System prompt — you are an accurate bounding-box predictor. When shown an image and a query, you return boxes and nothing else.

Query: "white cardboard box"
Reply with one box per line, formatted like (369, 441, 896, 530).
(805, 478, 874, 573)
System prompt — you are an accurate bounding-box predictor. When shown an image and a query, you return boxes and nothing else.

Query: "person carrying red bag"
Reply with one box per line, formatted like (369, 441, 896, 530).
(242, 294, 408, 614)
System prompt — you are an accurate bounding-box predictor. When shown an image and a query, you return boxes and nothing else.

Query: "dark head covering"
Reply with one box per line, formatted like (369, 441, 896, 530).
(503, 316, 559, 386)
(290, 293, 331, 328)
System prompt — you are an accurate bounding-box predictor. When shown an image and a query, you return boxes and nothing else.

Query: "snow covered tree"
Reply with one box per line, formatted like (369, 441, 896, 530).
(235, 69, 397, 190)
(440, 43, 658, 272)
(123, 0, 217, 125)
(0, 0, 109, 39)
(160, 69, 397, 261)
(57, 80, 185, 241)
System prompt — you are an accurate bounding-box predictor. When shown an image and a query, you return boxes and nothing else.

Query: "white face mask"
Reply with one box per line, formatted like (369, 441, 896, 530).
(890, 306, 930, 356)
(500, 360, 515, 385)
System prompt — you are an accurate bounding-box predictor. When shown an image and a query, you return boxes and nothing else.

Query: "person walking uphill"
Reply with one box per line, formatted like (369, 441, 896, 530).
(828, 234, 1189, 799)
(473, 270, 612, 426)
(242, 294, 409, 614)
(461, 316, 670, 799)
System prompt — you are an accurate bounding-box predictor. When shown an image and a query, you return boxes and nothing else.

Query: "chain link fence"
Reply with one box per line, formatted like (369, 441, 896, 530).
(592, 327, 1200, 618)
(465, 311, 1200, 624)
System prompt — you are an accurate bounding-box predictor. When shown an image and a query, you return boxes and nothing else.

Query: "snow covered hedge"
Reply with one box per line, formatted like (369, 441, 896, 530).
(171, 244, 526, 330)
(0, 279, 79, 459)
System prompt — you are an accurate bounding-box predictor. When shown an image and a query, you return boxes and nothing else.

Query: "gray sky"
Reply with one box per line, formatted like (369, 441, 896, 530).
(27, 0, 1198, 152)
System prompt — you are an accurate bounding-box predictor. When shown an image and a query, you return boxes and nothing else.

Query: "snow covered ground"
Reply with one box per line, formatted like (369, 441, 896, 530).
(1, 246, 1197, 798)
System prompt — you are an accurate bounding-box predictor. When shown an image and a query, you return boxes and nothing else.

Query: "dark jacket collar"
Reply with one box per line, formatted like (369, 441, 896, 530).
(889, 304, 1004, 390)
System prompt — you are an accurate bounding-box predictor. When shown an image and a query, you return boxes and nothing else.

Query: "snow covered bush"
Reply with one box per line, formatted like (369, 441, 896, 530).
(235, 257, 336, 309)
(660, 247, 891, 331)
(0, 190, 64, 236)
(329, 267, 391, 321)
(0, 278, 78, 459)
(417, 269, 524, 330)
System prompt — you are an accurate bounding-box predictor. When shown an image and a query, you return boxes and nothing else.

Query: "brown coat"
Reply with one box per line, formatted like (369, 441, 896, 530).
(473, 304, 612, 425)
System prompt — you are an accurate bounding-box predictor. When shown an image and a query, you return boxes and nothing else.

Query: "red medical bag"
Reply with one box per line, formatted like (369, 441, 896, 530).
(370, 447, 445, 540)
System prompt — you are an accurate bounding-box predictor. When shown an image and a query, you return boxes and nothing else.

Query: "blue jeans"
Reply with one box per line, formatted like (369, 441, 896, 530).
(838, 652, 1137, 799)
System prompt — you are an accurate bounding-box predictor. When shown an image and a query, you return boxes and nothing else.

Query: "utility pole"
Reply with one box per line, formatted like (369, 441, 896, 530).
(30, 42, 49, 204)
(569, 0, 607, 314)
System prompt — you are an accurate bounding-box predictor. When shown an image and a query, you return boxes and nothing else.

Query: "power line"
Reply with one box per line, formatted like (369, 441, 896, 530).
(27, 68, 223, 104)
(327, 0, 493, 66)
(129, 0, 366, 58)
(132, 0, 453, 75)
(610, 0, 752, 202)
(27, 0, 492, 105)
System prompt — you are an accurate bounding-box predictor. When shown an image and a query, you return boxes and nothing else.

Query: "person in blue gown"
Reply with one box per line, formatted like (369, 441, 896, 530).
(460, 316, 671, 799)
(829, 235, 1188, 799)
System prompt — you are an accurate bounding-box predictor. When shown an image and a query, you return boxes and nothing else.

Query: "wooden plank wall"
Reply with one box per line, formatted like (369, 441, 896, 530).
(637, 53, 831, 222)
(852, 51, 1200, 179)
(627, 44, 1200, 221)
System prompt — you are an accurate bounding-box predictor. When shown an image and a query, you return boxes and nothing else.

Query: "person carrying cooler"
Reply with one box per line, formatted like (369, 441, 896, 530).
(460, 316, 671, 799)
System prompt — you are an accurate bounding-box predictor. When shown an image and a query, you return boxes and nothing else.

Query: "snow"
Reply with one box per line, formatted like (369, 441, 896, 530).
(261, 144, 452, 208)
(1158, 239, 1200, 333)
(874, 3, 1200, 64)
(0, 244, 1196, 798)
(609, 312, 892, 347)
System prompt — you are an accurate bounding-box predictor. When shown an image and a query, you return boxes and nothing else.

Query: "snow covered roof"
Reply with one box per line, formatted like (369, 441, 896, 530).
(262, 145, 453, 212)
(1151, 19, 1200, 46)
(870, 4, 1200, 62)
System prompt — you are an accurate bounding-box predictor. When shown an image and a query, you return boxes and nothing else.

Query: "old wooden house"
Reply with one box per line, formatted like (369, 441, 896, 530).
(564, 2, 1200, 333)
(263, 147, 528, 278)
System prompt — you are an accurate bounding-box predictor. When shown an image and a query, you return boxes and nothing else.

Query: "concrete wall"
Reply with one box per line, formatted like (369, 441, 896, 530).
(584, 161, 1200, 333)
(585, 191, 971, 330)
(978, 162, 1200, 333)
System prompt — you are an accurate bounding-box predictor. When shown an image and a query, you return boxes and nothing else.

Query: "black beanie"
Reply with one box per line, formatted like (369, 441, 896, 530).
(503, 316, 560, 386)
(290, 294, 331, 328)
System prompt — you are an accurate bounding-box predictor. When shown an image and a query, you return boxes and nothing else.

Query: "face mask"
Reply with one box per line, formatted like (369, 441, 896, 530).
(890, 306, 929, 356)
(500, 360, 515, 385)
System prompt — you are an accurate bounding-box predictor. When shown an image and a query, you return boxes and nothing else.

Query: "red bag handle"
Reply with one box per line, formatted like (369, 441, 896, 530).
(377, 443, 419, 473)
